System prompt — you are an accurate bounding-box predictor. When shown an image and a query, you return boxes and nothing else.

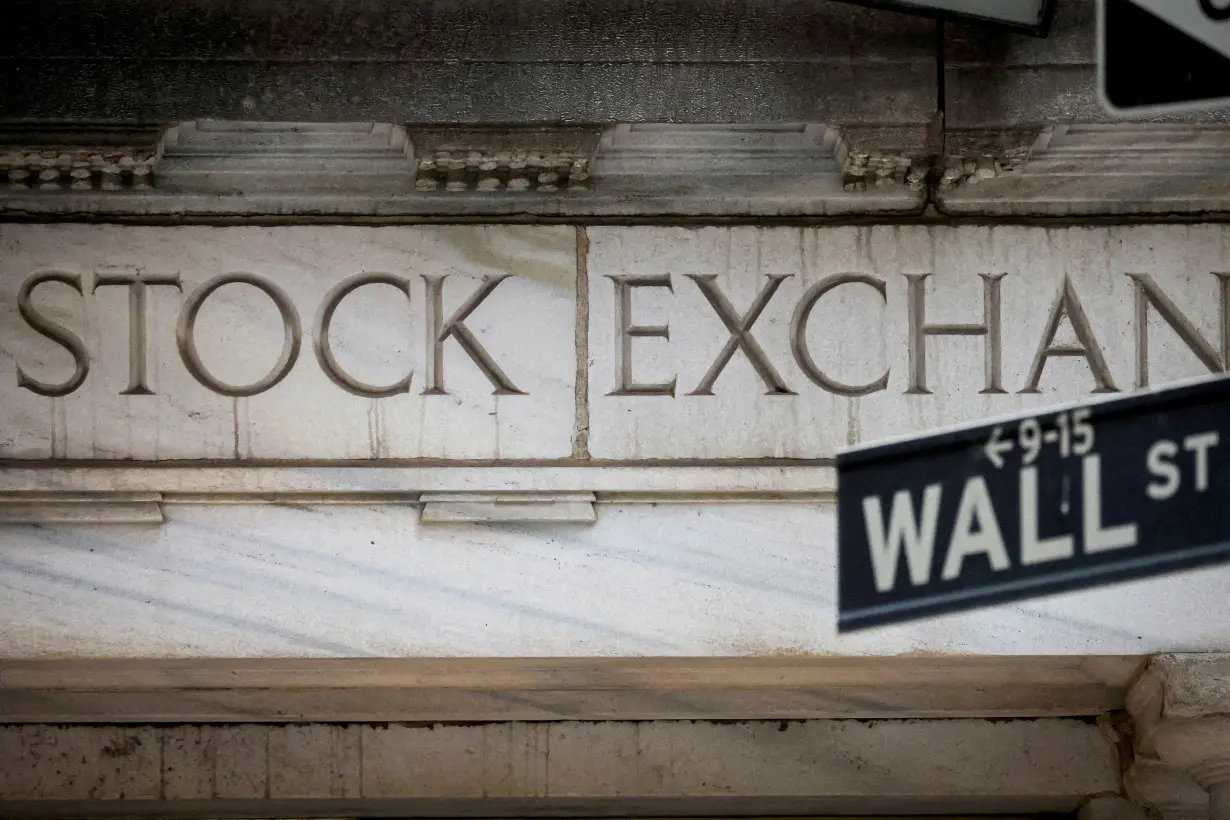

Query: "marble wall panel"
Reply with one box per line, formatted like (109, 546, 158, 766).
(586, 225, 1230, 458)
(1, 503, 1227, 658)
(0, 225, 577, 460)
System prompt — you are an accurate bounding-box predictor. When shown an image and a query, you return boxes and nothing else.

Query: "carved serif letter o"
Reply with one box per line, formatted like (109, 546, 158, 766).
(177, 273, 302, 397)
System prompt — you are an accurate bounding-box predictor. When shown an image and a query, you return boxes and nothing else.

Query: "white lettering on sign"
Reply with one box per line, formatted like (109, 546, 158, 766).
(862, 420, 1223, 593)
(862, 485, 943, 593)
(1020, 465, 1074, 565)
(1147, 432, 1222, 499)
(1082, 454, 1138, 554)
(941, 476, 1010, 581)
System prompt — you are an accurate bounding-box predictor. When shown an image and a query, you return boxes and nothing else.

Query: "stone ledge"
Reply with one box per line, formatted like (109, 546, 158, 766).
(0, 718, 1119, 815)
(0, 465, 837, 501)
(7, 120, 1230, 218)
(937, 125, 1230, 217)
(419, 491, 597, 523)
(0, 656, 1143, 723)
(0, 121, 926, 217)
(0, 492, 164, 524)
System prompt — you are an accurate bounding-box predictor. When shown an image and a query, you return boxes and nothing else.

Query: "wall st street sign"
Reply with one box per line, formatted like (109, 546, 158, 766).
(836, 376, 1230, 633)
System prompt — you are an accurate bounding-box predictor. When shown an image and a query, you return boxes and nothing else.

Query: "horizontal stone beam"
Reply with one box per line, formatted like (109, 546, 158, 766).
(0, 656, 1142, 723)
(0, 718, 1120, 817)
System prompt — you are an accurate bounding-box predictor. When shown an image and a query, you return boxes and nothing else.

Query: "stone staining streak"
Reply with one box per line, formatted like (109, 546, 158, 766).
(415, 151, 591, 193)
(0, 147, 157, 192)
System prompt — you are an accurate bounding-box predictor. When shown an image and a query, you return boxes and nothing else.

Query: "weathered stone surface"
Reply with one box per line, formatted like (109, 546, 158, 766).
(0, 0, 936, 125)
(0, 502, 1228, 658)
(0, 225, 577, 460)
(3, 223, 1229, 462)
(586, 225, 1230, 459)
(944, 0, 1230, 127)
(937, 125, 1230, 217)
(0, 719, 1118, 814)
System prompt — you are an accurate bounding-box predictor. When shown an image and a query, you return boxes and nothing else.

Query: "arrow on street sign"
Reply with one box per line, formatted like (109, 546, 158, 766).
(984, 426, 1014, 469)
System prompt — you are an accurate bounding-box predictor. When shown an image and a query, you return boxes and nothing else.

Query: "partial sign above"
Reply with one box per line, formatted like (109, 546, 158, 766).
(832, 0, 1056, 36)
(1100, 0, 1230, 113)
(837, 376, 1230, 632)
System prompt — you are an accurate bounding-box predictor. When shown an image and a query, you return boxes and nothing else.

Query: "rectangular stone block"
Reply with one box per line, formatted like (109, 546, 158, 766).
(0, 726, 159, 800)
(586, 225, 1230, 459)
(268, 725, 361, 798)
(0, 225, 576, 460)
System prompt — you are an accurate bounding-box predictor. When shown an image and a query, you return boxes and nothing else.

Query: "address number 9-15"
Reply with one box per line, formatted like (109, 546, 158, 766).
(984, 409, 1094, 469)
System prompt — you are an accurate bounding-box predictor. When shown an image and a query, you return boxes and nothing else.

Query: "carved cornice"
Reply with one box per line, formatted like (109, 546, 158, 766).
(0, 121, 925, 216)
(1125, 760, 1210, 820)
(409, 125, 599, 192)
(3, 121, 1230, 217)
(0, 125, 164, 191)
(938, 125, 1230, 216)
(1126, 654, 1230, 820)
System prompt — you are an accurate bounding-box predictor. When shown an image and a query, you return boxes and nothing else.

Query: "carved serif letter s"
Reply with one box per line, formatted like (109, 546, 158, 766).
(16, 271, 91, 397)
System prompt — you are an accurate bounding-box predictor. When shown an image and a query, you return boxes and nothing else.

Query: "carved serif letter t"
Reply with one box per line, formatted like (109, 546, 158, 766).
(422, 274, 524, 396)
(93, 271, 183, 395)
(906, 273, 1005, 395)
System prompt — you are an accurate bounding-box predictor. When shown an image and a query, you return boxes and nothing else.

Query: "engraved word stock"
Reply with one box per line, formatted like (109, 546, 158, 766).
(15, 270, 522, 398)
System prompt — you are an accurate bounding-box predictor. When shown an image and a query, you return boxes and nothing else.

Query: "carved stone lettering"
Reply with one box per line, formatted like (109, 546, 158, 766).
(177, 273, 303, 398)
(1021, 275, 1119, 394)
(790, 273, 889, 397)
(422, 274, 524, 396)
(607, 274, 677, 397)
(1131, 272, 1230, 388)
(16, 271, 90, 398)
(686, 274, 794, 396)
(315, 273, 414, 399)
(6, 225, 1230, 463)
(906, 273, 1005, 396)
(92, 271, 183, 396)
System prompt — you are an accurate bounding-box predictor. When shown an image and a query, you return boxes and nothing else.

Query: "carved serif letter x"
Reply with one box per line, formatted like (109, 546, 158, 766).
(687, 274, 794, 396)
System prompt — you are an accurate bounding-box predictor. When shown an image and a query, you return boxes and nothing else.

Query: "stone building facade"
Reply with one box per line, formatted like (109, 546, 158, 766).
(2, 0, 1230, 817)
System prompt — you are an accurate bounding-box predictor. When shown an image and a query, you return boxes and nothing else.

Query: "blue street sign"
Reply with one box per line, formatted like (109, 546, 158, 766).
(837, 376, 1230, 633)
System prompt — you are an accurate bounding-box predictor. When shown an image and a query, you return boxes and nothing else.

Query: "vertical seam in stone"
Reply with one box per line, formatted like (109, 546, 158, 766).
(573, 225, 591, 459)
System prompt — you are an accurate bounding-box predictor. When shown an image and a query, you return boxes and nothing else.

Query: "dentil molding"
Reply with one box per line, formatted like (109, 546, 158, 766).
(6, 120, 1229, 218)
